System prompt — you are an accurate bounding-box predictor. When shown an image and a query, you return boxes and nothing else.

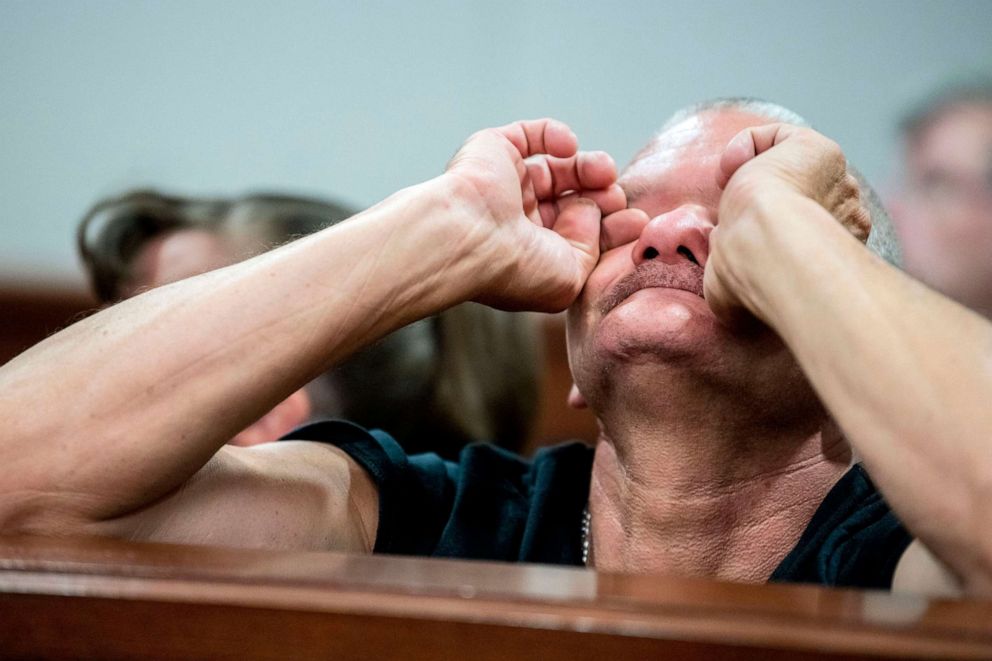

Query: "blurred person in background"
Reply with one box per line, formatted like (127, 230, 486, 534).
(890, 79, 992, 317)
(77, 190, 540, 457)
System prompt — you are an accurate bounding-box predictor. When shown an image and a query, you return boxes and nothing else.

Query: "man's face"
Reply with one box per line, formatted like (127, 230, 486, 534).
(566, 109, 814, 415)
(893, 103, 992, 311)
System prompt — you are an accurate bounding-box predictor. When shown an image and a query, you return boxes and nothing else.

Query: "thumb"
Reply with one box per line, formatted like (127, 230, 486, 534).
(553, 196, 602, 265)
(717, 123, 799, 189)
(717, 130, 758, 189)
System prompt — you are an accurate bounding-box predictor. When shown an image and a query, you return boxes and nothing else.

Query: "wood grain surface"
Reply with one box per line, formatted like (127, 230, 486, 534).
(0, 535, 989, 660)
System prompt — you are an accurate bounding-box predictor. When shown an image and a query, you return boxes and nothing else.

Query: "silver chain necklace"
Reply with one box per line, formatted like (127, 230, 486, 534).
(580, 506, 592, 566)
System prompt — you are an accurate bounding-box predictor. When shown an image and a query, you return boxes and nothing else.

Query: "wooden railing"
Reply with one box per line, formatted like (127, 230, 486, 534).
(0, 535, 989, 659)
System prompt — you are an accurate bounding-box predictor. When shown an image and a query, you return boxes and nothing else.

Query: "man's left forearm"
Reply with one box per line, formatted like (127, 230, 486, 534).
(745, 195, 992, 594)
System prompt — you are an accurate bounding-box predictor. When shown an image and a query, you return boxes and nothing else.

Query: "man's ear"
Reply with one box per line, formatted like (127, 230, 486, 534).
(567, 383, 588, 409)
(229, 388, 313, 447)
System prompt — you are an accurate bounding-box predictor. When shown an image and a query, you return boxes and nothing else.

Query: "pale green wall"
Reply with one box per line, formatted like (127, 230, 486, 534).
(2, 0, 990, 283)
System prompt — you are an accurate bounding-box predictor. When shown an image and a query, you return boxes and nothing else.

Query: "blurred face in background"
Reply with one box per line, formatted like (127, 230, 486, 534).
(123, 228, 235, 297)
(892, 102, 992, 315)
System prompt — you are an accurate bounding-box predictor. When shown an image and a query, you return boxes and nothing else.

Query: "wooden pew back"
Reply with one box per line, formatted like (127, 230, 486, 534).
(1, 535, 989, 660)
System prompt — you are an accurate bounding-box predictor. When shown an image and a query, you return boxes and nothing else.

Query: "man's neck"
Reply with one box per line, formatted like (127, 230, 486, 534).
(587, 406, 853, 583)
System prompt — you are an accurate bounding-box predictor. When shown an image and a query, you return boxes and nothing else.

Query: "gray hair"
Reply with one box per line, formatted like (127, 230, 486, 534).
(659, 97, 810, 133)
(656, 97, 902, 267)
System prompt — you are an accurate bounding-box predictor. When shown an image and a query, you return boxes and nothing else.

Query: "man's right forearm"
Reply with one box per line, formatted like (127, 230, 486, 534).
(0, 174, 481, 530)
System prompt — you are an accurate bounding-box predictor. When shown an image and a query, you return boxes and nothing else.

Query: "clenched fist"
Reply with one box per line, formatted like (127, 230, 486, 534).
(443, 119, 636, 311)
(705, 124, 872, 326)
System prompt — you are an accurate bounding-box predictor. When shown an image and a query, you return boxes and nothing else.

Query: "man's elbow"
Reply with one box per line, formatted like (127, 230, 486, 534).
(0, 489, 95, 538)
(962, 470, 992, 596)
(965, 531, 992, 597)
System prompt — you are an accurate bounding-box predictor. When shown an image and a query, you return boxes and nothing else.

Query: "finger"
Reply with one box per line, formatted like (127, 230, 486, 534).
(601, 207, 650, 253)
(717, 123, 799, 188)
(702, 258, 762, 332)
(702, 266, 732, 323)
(538, 191, 581, 229)
(552, 197, 602, 264)
(526, 159, 555, 201)
(581, 184, 627, 216)
(536, 185, 627, 230)
(526, 154, 589, 199)
(822, 173, 871, 242)
(851, 205, 872, 243)
(520, 171, 540, 224)
(538, 200, 558, 228)
(841, 175, 868, 238)
(837, 199, 872, 243)
(526, 151, 617, 200)
(576, 151, 617, 191)
(497, 118, 578, 160)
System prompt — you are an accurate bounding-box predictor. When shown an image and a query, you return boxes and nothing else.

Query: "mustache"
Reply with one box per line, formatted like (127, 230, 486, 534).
(598, 261, 705, 316)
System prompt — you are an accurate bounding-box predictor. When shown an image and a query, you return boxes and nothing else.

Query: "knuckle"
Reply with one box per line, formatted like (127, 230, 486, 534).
(801, 129, 843, 162)
(835, 175, 861, 208)
(841, 202, 872, 243)
(794, 127, 824, 148)
(857, 208, 873, 238)
(821, 137, 844, 163)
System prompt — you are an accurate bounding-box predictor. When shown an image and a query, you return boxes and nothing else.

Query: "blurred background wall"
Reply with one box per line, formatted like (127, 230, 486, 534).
(2, 0, 991, 286)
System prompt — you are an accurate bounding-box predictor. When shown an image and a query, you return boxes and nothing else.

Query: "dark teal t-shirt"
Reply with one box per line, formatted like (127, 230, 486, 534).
(287, 420, 912, 588)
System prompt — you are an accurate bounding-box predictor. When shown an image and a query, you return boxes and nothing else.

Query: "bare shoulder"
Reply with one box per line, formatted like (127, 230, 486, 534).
(97, 440, 379, 553)
(892, 539, 962, 598)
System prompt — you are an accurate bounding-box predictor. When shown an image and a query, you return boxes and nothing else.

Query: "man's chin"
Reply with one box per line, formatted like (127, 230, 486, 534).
(609, 286, 717, 327)
(593, 290, 723, 362)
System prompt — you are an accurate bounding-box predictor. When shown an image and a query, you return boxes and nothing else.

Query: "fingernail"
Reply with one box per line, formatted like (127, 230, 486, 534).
(731, 131, 754, 156)
(576, 197, 601, 214)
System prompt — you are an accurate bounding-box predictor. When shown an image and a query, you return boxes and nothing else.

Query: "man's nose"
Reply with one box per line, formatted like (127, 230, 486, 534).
(632, 205, 714, 268)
